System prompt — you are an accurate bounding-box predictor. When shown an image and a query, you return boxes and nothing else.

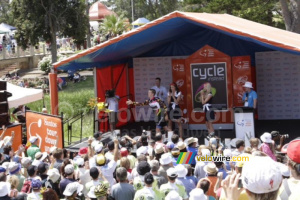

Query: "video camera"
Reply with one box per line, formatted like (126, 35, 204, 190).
(271, 131, 289, 139)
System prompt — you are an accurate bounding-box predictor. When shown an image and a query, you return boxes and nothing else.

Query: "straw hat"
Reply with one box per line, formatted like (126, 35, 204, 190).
(185, 137, 198, 146)
(203, 163, 218, 175)
(155, 144, 164, 154)
(177, 141, 186, 151)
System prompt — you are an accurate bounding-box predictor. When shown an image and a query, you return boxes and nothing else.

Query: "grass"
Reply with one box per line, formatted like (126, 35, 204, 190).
(26, 76, 95, 146)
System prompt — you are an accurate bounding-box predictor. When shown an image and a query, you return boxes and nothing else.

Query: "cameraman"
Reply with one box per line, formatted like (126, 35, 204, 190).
(271, 131, 286, 151)
(105, 89, 120, 135)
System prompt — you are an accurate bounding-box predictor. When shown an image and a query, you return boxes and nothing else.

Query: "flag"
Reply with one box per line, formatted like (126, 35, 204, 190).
(176, 152, 196, 164)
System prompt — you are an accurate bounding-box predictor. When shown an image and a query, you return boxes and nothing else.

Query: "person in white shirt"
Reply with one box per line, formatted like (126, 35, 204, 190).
(85, 167, 108, 194)
(151, 77, 168, 103)
(134, 172, 162, 200)
(105, 89, 120, 134)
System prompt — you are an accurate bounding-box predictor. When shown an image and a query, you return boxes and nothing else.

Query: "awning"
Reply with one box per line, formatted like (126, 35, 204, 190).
(132, 17, 150, 25)
(7, 82, 43, 108)
(54, 11, 300, 71)
(0, 23, 16, 31)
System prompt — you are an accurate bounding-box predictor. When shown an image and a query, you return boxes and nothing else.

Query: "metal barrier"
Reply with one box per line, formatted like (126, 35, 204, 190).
(64, 112, 84, 145)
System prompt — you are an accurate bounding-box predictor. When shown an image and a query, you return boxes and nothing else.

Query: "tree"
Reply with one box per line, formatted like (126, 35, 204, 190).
(100, 14, 128, 38)
(279, 0, 300, 33)
(11, 0, 89, 64)
(0, 0, 14, 25)
(182, 0, 285, 29)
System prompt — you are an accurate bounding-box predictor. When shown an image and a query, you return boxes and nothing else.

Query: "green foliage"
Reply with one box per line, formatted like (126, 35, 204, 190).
(38, 54, 67, 73)
(0, 0, 14, 25)
(11, 0, 89, 63)
(182, 0, 285, 29)
(100, 14, 128, 37)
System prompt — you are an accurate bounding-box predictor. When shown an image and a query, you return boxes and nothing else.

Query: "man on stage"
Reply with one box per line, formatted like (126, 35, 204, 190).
(242, 81, 257, 109)
(151, 77, 168, 103)
(126, 89, 170, 133)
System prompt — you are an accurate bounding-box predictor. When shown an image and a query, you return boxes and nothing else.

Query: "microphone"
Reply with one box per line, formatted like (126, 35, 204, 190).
(245, 92, 248, 98)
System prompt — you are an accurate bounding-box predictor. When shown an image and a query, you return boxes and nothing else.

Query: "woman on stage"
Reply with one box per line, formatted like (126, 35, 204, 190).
(126, 89, 170, 134)
(167, 82, 185, 139)
(200, 83, 215, 137)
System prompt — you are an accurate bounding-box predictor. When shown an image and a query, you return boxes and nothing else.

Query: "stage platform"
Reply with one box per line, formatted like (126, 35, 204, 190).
(65, 120, 300, 152)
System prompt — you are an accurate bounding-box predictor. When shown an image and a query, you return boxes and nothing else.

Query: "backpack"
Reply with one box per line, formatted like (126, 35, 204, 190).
(21, 179, 32, 193)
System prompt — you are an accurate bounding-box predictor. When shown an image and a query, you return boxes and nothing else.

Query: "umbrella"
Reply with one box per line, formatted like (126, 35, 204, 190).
(132, 18, 150, 26)
(0, 23, 16, 31)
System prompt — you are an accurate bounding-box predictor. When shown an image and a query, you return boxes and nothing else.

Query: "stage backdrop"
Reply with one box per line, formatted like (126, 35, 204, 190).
(26, 111, 63, 152)
(185, 45, 233, 127)
(232, 56, 252, 107)
(133, 56, 186, 121)
(256, 51, 300, 119)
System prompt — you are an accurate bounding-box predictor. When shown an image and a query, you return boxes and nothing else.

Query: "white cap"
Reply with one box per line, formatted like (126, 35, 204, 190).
(47, 168, 60, 183)
(242, 156, 282, 194)
(94, 144, 103, 154)
(64, 164, 74, 175)
(49, 146, 57, 154)
(201, 149, 211, 157)
(21, 157, 32, 167)
(29, 136, 38, 144)
(136, 146, 148, 157)
(166, 167, 178, 178)
(260, 132, 273, 143)
(165, 190, 182, 200)
(223, 149, 232, 157)
(159, 153, 172, 165)
(0, 182, 11, 197)
(63, 182, 83, 197)
(189, 188, 207, 200)
(35, 152, 48, 161)
(243, 81, 253, 88)
(75, 158, 84, 167)
(175, 164, 187, 178)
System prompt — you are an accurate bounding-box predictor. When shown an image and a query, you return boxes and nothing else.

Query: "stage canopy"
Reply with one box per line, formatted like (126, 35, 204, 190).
(132, 17, 150, 25)
(54, 11, 300, 71)
(6, 82, 43, 108)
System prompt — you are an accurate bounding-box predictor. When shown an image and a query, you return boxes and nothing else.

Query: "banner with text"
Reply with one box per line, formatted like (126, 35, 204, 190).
(26, 111, 63, 152)
(191, 62, 228, 111)
(0, 124, 22, 151)
(232, 56, 252, 107)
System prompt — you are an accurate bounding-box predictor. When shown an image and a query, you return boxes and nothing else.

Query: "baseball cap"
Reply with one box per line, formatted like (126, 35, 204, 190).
(166, 142, 175, 150)
(47, 168, 60, 183)
(144, 172, 154, 185)
(242, 156, 282, 194)
(0, 167, 6, 173)
(31, 179, 42, 189)
(94, 144, 103, 154)
(75, 158, 84, 167)
(137, 161, 151, 176)
(120, 147, 129, 157)
(63, 182, 83, 197)
(29, 136, 38, 144)
(38, 163, 49, 174)
(78, 147, 88, 156)
(287, 140, 300, 164)
(96, 154, 106, 166)
(167, 167, 178, 178)
(64, 164, 74, 175)
(8, 162, 21, 175)
(136, 146, 148, 157)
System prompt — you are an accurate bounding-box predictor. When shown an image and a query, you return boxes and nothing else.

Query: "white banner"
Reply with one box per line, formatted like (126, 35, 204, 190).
(234, 112, 255, 142)
(255, 51, 300, 119)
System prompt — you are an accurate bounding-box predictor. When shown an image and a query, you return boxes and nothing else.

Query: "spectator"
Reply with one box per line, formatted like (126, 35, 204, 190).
(0, 182, 11, 200)
(120, 157, 133, 182)
(133, 161, 151, 191)
(38, 163, 48, 186)
(214, 162, 228, 180)
(52, 148, 64, 171)
(149, 160, 167, 188)
(250, 138, 260, 152)
(159, 167, 188, 200)
(232, 140, 245, 157)
(203, 163, 218, 198)
(104, 141, 115, 161)
(7, 162, 25, 192)
(175, 164, 195, 196)
(158, 153, 173, 180)
(110, 167, 135, 200)
(260, 132, 276, 161)
(45, 168, 61, 196)
(27, 179, 42, 200)
(194, 149, 211, 180)
(63, 182, 83, 200)
(186, 137, 198, 166)
(189, 188, 207, 200)
(85, 167, 108, 193)
(12, 105, 30, 123)
(59, 164, 76, 196)
(26, 136, 41, 160)
(171, 134, 180, 148)
(186, 165, 198, 186)
(134, 172, 163, 200)
(41, 188, 59, 200)
(7, 175, 19, 198)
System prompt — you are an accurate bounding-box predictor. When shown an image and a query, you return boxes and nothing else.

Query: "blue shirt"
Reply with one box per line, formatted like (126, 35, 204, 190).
(176, 177, 196, 196)
(186, 176, 198, 186)
(187, 147, 198, 165)
(242, 90, 257, 108)
(218, 168, 228, 180)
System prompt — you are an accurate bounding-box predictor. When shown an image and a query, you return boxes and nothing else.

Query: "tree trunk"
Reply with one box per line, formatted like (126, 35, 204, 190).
(49, 17, 58, 65)
(280, 0, 292, 31)
(86, 0, 91, 48)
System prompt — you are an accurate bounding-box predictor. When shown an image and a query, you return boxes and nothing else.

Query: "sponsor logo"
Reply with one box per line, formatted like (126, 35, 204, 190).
(173, 64, 185, 72)
(236, 76, 248, 85)
(199, 49, 215, 57)
(192, 64, 225, 81)
(176, 79, 184, 88)
(237, 119, 252, 127)
(234, 61, 250, 69)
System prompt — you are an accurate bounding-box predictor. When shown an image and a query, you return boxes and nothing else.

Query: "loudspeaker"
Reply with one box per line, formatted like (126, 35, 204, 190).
(0, 81, 6, 91)
(0, 81, 11, 126)
(0, 91, 12, 102)
(0, 114, 9, 125)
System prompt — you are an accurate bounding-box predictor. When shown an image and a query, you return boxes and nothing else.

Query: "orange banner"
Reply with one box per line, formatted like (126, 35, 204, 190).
(0, 124, 22, 152)
(26, 111, 63, 153)
(171, 59, 188, 117)
(232, 56, 252, 107)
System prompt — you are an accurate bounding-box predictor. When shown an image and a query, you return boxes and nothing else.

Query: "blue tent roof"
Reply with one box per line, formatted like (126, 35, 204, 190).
(54, 11, 300, 71)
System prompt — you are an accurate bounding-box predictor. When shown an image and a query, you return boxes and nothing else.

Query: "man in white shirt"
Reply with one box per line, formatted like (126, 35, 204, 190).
(151, 77, 168, 103)
(105, 89, 120, 134)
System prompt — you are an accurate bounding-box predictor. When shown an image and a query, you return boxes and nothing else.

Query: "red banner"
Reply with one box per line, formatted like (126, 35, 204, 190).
(26, 111, 63, 153)
(232, 56, 252, 107)
(171, 59, 188, 117)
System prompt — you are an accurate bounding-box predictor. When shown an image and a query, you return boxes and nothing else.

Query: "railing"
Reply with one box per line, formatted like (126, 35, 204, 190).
(64, 112, 84, 145)
(0, 44, 50, 60)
